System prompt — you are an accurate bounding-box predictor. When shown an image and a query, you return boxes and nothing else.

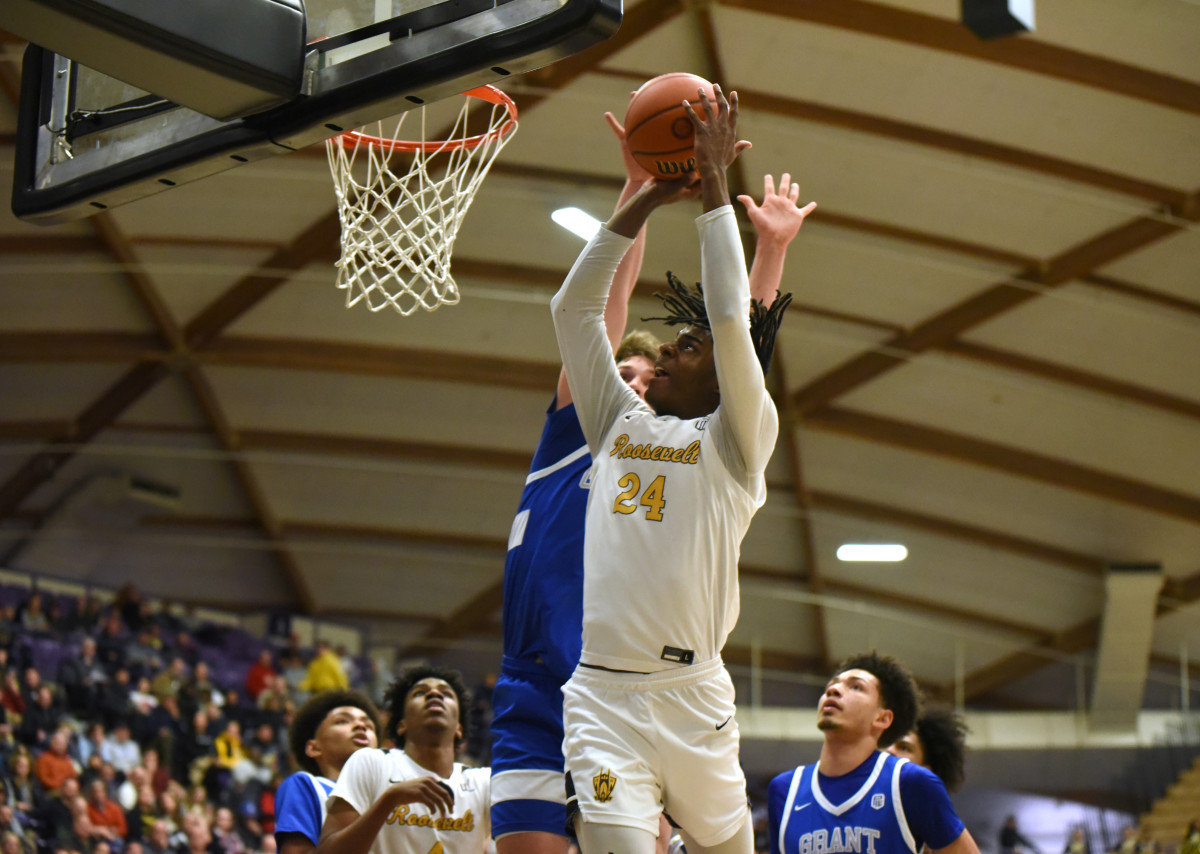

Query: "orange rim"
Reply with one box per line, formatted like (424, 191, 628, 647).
(335, 85, 518, 153)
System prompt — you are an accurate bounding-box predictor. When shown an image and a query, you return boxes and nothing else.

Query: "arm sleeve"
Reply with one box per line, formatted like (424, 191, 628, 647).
(899, 763, 965, 851)
(274, 774, 323, 844)
(698, 206, 779, 476)
(550, 227, 646, 453)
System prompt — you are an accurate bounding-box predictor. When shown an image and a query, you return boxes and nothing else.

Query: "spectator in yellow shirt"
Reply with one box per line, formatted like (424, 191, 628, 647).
(299, 641, 349, 694)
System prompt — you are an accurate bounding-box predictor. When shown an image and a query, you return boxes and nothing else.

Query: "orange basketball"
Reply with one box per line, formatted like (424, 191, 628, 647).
(624, 73, 716, 178)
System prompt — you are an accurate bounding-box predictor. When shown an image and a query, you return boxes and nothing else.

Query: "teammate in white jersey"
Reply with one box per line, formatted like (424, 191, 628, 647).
(275, 691, 380, 854)
(550, 85, 816, 854)
(318, 666, 490, 854)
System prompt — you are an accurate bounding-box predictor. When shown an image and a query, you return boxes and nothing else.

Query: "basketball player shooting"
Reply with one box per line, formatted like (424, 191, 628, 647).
(550, 85, 816, 854)
(492, 95, 812, 854)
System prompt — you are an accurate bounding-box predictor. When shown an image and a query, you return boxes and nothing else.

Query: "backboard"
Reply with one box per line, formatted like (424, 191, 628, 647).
(10, 0, 621, 224)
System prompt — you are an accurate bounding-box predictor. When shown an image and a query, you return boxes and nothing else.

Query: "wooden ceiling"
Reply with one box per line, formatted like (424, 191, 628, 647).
(1, 0, 1198, 716)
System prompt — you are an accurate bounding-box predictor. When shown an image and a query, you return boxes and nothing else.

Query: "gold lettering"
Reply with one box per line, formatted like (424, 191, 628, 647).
(608, 436, 701, 466)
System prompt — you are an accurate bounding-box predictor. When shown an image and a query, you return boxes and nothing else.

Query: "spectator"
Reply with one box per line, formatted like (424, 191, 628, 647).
(76, 723, 108, 769)
(0, 829, 25, 854)
(36, 729, 80, 794)
(152, 660, 188, 704)
(18, 685, 60, 750)
(276, 655, 306, 707)
(180, 664, 219, 720)
(145, 820, 171, 854)
(1065, 829, 1089, 854)
(148, 697, 186, 778)
(15, 591, 49, 634)
(3, 751, 43, 820)
(47, 598, 75, 637)
(115, 584, 145, 634)
(103, 723, 142, 775)
(118, 768, 148, 812)
(127, 632, 164, 683)
(144, 815, 171, 854)
(66, 782, 119, 851)
(85, 779, 128, 843)
(98, 668, 135, 730)
(18, 669, 41, 712)
(0, 672, 24, 722)
(0, 609, 16, 656)
(142, 750, 171, 798)
(174, 711, 214, 785)
(173, 634, 201, 670)
(244, 653, 275, 705)
(244, 724, 278, 774)
(126, 786, 158, 842)
(1114, 828, 1138, 854)
(174, 812, 221, 854)
(44, 777, 86, 850)
(211, 807, 248, 854)
(221, 691, 255, 735)
(297, 642, 346, 695)
(58, 638, 107, 719)
(1001, 816, 1039, 854)
(96, 613, 128, 676)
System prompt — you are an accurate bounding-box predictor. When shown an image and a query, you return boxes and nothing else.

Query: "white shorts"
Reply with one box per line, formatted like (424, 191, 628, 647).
(562, 657, 748, 847)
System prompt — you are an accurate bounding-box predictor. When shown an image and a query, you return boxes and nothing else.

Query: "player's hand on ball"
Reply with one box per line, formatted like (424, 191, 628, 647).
(684, 84, 749, 174)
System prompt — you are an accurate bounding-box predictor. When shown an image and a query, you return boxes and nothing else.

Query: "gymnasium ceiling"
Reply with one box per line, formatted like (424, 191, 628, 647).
(0, 0, 1198, 717)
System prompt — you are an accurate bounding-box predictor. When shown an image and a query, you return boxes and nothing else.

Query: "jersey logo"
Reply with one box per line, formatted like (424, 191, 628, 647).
(794, 802, 811, 812)
(592, 769, 618, 803)
(871, 793, 885, 809)
(580, 467, 594, 489)
(694, 417, 708, 431)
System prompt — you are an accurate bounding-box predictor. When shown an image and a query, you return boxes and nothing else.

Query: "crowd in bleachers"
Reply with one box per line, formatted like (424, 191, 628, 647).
(0, 582, 384, 854)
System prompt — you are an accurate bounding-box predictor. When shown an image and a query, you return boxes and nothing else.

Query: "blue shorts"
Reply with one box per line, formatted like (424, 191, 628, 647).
(490, 656, 569, 838)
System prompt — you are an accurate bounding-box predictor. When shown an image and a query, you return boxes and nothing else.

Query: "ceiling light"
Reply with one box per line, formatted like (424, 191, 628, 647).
(552, 207, 601, 240)
(836, 544, 908, 562)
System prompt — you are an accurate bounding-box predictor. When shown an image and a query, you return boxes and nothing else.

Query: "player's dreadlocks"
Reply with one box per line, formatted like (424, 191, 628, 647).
(644, 271, 792, 374)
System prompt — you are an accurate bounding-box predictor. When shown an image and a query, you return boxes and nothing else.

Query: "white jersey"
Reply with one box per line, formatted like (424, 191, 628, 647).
(330, 748, 491, 854)
(551, 206, 777, 673)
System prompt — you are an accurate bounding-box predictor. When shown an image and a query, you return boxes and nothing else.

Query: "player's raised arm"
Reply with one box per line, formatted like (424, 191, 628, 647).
(739, 173, 817, 304)
(684, 85, 776, 474)
(554, 110, 652, 410)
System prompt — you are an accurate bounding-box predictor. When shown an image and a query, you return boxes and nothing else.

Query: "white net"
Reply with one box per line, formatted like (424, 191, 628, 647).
(325, 88, 517, 315)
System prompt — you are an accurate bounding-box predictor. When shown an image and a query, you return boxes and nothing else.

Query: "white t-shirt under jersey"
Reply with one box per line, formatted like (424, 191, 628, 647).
(551, 206, 778, 673)
(330, 748, 491, 854)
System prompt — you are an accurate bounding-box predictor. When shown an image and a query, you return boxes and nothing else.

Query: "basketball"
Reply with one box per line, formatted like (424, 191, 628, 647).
(624, 72, 717, 178)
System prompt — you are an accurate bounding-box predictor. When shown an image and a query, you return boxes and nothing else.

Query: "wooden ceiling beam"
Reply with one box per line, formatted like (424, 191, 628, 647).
(201, 336, 559, 392)
(596, 68, 1189, 209)
(942, 340, 1200, 423)
(0, 235, 106, 254)
(0, 332, 162, 362)
(808, 406, 1200, 523)
(792, 207, 1188, 416)
(238, 429, 532, 473)
(807, 489, 1106, 576)
(723, 0, 1200, 116)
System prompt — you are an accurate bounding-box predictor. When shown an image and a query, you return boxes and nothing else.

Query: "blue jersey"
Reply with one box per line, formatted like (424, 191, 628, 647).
(501, 401, 590, 683)
(274, 771, 335, 845)
(768, 752, 964, 854)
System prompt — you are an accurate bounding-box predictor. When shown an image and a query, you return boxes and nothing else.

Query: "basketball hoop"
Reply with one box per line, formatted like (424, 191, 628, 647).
(326, 86, 518, 315)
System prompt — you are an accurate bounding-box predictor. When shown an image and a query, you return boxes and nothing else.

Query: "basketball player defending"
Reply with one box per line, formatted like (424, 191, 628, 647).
(317, 666, 490, 854)
(550, 85, 815, 854)
(768, 653, 980, 854)
(493, 104, 812, 854)
(275, 691, 380, 854)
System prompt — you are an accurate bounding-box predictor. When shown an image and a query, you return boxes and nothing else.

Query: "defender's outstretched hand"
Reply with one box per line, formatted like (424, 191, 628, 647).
(605, 108, 654, 184)
(738, 173, 817, 248)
